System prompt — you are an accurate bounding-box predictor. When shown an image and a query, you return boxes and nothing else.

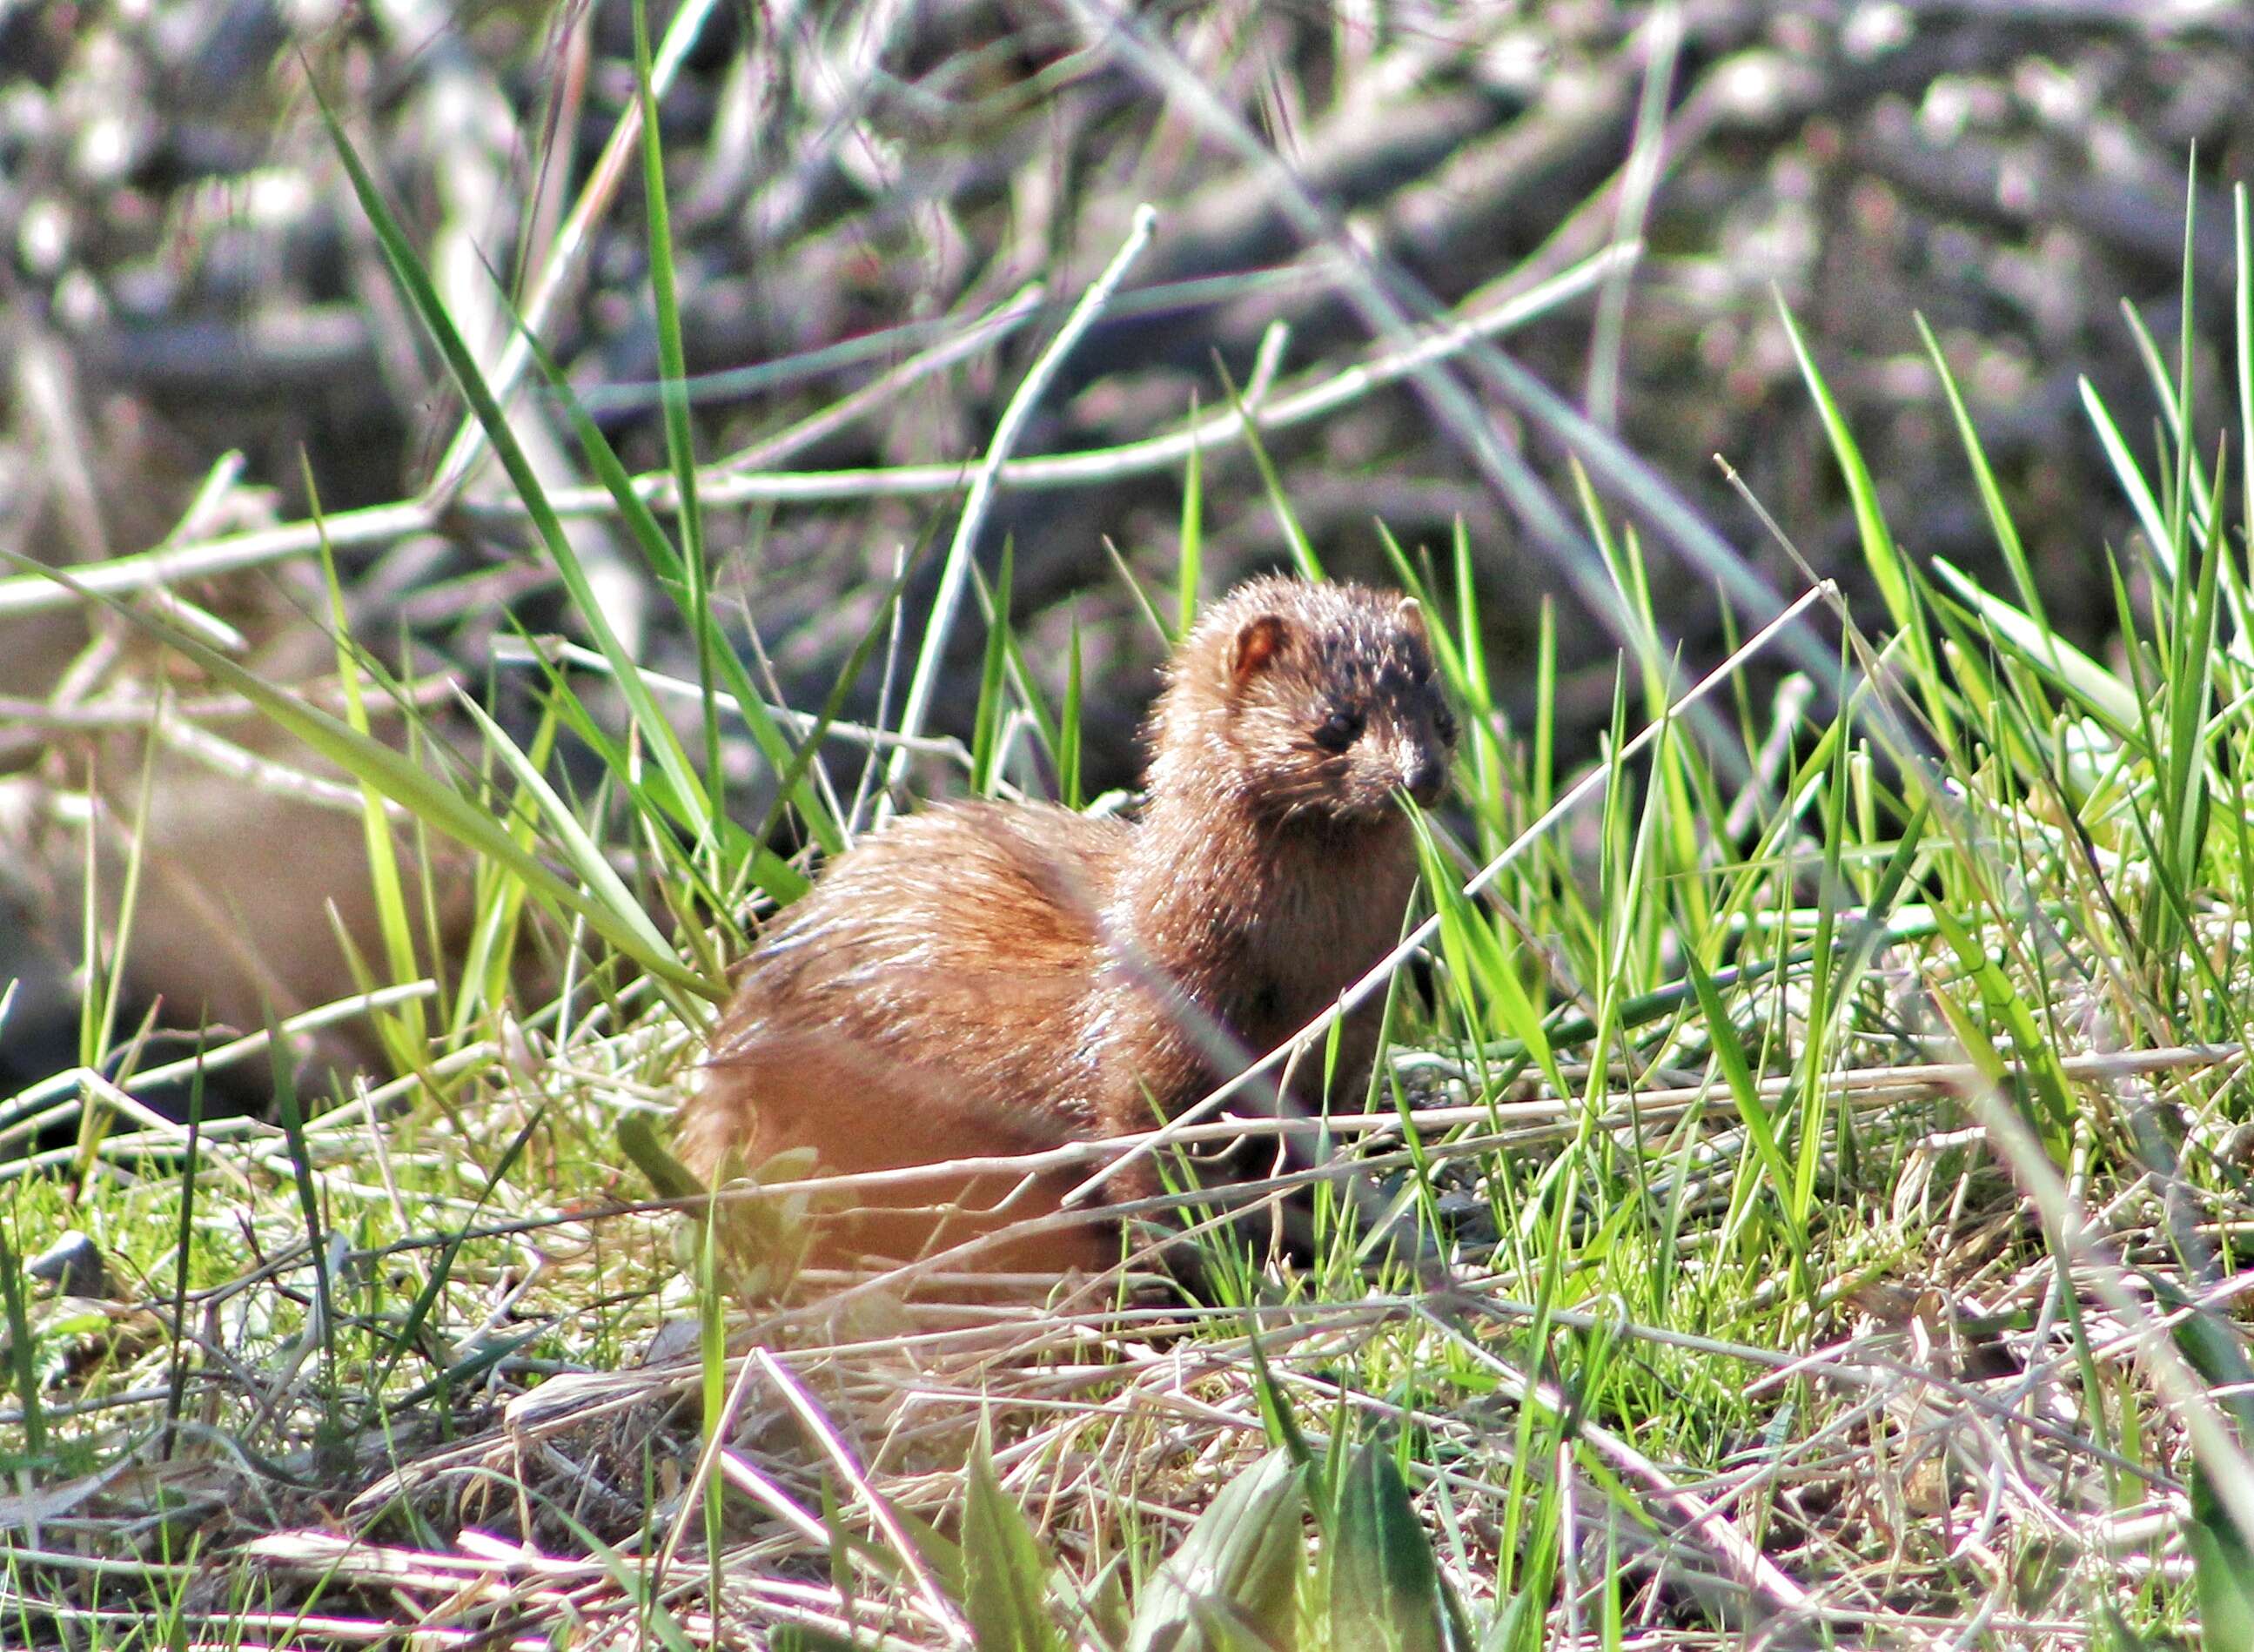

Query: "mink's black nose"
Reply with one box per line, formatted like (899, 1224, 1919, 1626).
(1404, 751, 1449, 806)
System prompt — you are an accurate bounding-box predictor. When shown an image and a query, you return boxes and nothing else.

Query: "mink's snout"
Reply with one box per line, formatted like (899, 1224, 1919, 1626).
(1393, 702, 1453, 807)
(1403, 746, 1449, 807)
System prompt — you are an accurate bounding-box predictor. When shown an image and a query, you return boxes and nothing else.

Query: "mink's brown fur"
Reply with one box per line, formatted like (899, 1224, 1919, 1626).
(675, 575, 1458, 1282)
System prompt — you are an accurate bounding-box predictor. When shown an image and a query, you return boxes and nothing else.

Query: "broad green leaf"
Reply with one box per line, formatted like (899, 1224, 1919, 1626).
(2193, 1463, 2254, 1652)
(1330, 1444, 1446, 1652)
(963, 1427, 1065, 1652)
(1127, 1450, 1305, 1652)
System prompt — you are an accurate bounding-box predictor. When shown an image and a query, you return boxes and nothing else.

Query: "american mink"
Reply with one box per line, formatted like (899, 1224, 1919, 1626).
(675, 575, 1457, 1281)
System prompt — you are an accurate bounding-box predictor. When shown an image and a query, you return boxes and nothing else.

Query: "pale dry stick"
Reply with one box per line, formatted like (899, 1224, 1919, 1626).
(2073, 1270, 2254, 1370)
(424, 0, 724, 500)
(403, 1555, 585, 1628)
(1723, 671, 1815, 839)
(690, 1586, 930, 1652)
(517, 2, 591, 308)
(1070, 0, 1727, 665)
(1902, 1069, 2254, 1546)
(0, 243, 1629, 620)
(654, 1341, 768, 1588)
(73, 1072, 257, 1197)
(163, 448, 249, 550)
(1555, 1433, 1582, 1647)
(282, 1042, 2243, 1305)
(0, 1082, 512, 1184)
(0, 0, 715, 621)
(151, 715, 411, 821)
(1241, 316, 1291, 406)
(1064, 580, 1838, 1209)
(0, 1381, 247, 1436)
(847, 543, 914, 836)
(1324, 1044, 2247, 1141)
(343, 1058, 2114, 1320)
(1096, 1324, 1754, 1602)
(0, 1600, 426, 1649)
(0, 980, 439, 1132)
(714, 1452, 832, 1548)
(880, 202, 1159, 808)
(1585, 0, 1682, 432)
(746, 0, 917, 249)
(1414, 1300, 1815, 1615)
(689, 241, 1628, 507)
(0, 496, 428, 620)
(719, 281, 1046, 473)
(748, 1346, 972, 1650)
(357, 1076, 413, 1236)
(758, 1131, 1442, 1323)
(2002, 1125, 2094, 1477)
(15, 332, 107, 564)
(243, 1532, 557, 1595)
(940, 1279, 2169, 1514)
(238, 1229, 346, 1441)
(490, 635, 970, 764)
(135, 586, 248, 655)
(0, 670, 459, 733)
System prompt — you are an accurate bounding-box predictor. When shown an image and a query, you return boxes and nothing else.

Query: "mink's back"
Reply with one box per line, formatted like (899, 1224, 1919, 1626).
(678, 800, 1131, 1185)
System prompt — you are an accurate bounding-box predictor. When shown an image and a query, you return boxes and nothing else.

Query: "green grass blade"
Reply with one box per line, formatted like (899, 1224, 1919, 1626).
(1929, 559, 2139, 735)
(267, 1018, 335, 1398)
(1060, 614, 1084, 810)
(1915, 314, 2049, 630)
(447, 694, 682, 968)
(1777, 294, 1950, 742)
(0, 547, 716, 1001)
(970, 541, 1016, 796)
(2079, 369, 2174, 583)
(1215, 358, 1320, 580)
(630, 0, 718, 830)
(1684, 953, 1803, 1259)
(0, 1230, 44, 1465)
(963, 1424, 1066, 1652)
(2240, 185, 2254, 571)
(1178, 406, 1204, 641)
(312, 78, 718, 861)
(312, 480, 430, 1068)
(524, 328, 842, 861)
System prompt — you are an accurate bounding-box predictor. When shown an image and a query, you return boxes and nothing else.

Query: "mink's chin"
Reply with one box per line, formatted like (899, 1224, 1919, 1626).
(1298, 790, 1419, 828)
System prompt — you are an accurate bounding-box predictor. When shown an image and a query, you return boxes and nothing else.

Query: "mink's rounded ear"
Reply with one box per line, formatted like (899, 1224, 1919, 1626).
(1230, 614, 1291, 684)
(1395, 595, 1426, 635)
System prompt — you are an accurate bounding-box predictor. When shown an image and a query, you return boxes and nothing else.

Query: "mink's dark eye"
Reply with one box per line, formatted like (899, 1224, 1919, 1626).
(1313, 708, 1364, 752)
(1434, 705, 1459, 744)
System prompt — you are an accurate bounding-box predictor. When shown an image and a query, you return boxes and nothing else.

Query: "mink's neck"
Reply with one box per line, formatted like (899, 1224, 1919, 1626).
(1122, 778, 1419, 1034)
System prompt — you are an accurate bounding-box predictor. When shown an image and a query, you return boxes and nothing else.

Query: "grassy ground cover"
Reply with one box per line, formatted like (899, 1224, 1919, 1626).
(6, 28, 2254, 1650)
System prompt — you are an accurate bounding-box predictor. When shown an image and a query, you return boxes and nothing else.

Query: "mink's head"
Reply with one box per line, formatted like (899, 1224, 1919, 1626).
(1150, 575, 1459, 827)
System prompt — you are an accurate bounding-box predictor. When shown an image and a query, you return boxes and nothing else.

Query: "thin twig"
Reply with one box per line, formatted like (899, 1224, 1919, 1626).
(0, 244, 1631, 621)
(881, 202, 1158, 805)
(426, 0, 726, 500)
(748, 1347, 972, 1649)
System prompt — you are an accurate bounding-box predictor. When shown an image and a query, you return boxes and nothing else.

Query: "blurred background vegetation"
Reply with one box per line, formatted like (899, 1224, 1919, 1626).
(0, 0, 2246, 1094)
